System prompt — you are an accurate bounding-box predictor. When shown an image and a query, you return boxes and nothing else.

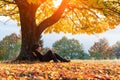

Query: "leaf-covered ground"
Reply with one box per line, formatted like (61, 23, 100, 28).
(0, 60, 120, 80)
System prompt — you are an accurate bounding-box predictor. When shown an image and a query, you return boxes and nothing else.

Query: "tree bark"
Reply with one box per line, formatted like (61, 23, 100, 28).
(15, 0, 40, 61)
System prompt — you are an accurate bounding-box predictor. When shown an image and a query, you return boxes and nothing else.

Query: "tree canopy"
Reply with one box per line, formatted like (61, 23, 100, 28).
(1, 0, 120, 34)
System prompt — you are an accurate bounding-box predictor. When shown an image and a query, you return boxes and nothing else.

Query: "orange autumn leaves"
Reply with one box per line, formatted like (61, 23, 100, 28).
(0, 60, 120, 80)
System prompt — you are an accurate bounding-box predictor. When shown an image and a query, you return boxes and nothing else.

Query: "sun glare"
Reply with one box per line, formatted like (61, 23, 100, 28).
(53, 0, 62, 8)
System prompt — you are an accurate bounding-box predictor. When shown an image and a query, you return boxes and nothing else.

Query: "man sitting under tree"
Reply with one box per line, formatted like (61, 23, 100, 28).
(32, 44, 70, 62)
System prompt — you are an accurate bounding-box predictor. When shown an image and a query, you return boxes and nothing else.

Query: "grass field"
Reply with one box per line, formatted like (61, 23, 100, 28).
(0, 60, 120, 80)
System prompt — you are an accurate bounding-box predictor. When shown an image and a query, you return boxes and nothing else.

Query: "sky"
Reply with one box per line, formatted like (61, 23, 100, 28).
(0, 16, 120, 53)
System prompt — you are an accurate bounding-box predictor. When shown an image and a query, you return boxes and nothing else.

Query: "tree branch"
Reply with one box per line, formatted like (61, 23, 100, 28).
(6, 6, 19, 15)
(37, 0, 69, 34)
(104, 1, 120, 15)
(67, 5, 99, 18)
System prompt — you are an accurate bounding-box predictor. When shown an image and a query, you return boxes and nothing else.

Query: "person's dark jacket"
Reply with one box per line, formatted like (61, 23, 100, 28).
(33, 50, 43, 61)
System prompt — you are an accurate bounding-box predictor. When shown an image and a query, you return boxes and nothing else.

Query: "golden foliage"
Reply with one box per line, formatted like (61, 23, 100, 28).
(43, 0, 120, 34)
(36, 0, 55, 25)
(0, 0, 19, 24)
(1, 0, 120, 34)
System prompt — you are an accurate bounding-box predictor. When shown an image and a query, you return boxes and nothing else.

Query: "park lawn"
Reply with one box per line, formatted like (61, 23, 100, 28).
(0, 60, 120, 80)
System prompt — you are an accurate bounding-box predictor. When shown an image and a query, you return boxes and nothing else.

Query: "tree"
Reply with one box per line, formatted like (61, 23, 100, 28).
(1, 0, 120, 61)
(53, 36, 85, 59)
(112, 41, 120, 59)
(90, 52, 104, 59)
(0, 46, 6, 60)
(4, 39, 21, 61)
(0, 33, 20, 60)
(89, 38, 114, 59)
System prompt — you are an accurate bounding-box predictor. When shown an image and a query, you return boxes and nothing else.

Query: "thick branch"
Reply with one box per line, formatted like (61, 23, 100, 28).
(37, 0, 69, 34)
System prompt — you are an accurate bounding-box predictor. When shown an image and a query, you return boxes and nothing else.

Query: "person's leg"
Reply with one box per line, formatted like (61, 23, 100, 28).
(42, 50, 58, 62)
(54, 53, 70, 62)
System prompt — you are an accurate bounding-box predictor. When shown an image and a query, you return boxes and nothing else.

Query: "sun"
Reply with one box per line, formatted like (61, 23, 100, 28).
(53, 0, 62, 8)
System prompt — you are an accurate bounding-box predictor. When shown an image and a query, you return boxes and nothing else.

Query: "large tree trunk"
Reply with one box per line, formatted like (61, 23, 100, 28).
(15, 1, 40, 61)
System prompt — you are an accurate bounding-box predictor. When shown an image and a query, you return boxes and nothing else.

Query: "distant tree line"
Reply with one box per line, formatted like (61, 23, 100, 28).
(89, 38, 120, 59)
(53, 37, 120, 59)
(0, 33, 120, 60)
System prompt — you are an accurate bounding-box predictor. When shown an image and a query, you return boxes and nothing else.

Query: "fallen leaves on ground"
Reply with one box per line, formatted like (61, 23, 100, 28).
(0, 60, 120, 80)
